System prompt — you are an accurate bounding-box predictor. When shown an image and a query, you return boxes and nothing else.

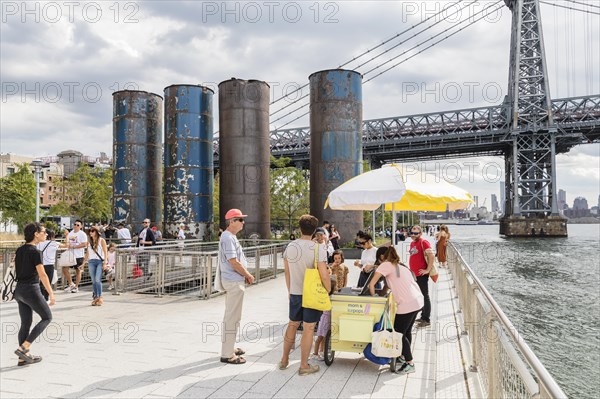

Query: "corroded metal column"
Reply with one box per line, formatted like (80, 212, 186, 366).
(309, 69, 363, 245)
(112, 90, 163, 231)
(218, 79, 271, 238)
(163, 85, 214, 240)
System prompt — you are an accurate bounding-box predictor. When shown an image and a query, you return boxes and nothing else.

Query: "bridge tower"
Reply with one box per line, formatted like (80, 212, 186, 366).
(500, 0, 568, 236)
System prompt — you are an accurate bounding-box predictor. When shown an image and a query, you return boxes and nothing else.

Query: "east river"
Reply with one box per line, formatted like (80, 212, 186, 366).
(448, 224, 600, 399)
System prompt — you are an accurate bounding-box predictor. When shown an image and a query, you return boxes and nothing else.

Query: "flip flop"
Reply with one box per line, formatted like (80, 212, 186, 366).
(220, 356, 246, 365)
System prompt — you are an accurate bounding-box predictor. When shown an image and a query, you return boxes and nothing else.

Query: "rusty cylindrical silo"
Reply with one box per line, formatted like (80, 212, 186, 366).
(218, 79, 270, 238)
(113, 90, 163, 233)
(163, 85, 214, 240)
(309, 69, 363, 245)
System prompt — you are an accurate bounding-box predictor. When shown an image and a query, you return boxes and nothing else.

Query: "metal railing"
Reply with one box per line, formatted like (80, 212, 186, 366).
(447, 242, 567, 398)
(113, 240, 287, 298)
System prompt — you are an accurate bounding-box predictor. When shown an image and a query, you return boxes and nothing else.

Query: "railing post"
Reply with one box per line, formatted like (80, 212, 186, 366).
(255, 249, 261, 283)
(469, 287, 480, 372)
(272, 245, 278, 278)
(487, 317, 499, 398)
(206, 254, 213, 300)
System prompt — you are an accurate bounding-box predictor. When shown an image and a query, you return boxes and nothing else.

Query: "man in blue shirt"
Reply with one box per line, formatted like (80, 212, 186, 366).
(219, 209, 255, 364)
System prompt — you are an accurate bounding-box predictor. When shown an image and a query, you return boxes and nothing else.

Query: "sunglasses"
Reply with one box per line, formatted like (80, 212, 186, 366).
(234, 218, 245, 223)
(410, 231, 420, 235)
(143, 221, 150, 224)
(358, 240, 367, 244)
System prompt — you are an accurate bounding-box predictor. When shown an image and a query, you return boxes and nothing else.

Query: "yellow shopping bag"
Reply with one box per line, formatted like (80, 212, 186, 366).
(302, 245, 331, 311)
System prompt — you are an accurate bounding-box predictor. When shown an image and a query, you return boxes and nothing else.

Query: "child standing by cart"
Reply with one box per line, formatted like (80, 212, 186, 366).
(312, 267, 337, 360)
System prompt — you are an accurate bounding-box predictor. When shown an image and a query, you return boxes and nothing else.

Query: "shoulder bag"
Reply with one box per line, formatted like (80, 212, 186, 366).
(371, 294, 403, 358)
(57, 248, 77, 267)
(302, 244, 331, 311)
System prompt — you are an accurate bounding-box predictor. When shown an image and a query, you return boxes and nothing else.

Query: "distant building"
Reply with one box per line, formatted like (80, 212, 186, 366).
(473, 195, 479, 209)
(491, 194, 499, 213)
(558, 189, 567, 212)
(573, 197, 588, 210)
(565, 196, 591, 218)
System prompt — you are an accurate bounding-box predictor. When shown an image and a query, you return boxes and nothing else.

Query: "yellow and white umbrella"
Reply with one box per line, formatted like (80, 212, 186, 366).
(325, 164, 473, 244)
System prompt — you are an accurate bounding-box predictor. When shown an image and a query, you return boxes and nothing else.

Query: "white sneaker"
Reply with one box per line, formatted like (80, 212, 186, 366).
(64, 284, 75, 292)
(108, 284, 114, 291)
(70, 286, 79, 293)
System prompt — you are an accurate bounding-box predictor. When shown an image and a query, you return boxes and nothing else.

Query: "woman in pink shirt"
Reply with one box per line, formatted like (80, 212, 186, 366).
(368, 247, 424, 375)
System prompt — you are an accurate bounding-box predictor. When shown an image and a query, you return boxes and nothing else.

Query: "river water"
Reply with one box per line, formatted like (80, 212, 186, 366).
(446, 224, 600, 399)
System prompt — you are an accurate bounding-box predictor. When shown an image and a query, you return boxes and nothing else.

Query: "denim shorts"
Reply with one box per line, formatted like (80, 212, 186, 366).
(289, 294, 322, 323)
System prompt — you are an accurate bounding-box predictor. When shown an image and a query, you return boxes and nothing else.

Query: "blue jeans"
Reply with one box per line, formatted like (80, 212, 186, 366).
(88, 259, 103, 298)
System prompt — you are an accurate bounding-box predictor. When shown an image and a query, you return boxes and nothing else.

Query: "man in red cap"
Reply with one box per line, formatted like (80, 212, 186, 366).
(218, 209, 255, 364)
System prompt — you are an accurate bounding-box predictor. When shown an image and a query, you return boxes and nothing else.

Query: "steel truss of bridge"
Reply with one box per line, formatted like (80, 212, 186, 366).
(213, 94, 600, 166)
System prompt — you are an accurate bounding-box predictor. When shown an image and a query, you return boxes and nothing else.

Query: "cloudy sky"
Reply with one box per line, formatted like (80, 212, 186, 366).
(1, 0, 598, 208)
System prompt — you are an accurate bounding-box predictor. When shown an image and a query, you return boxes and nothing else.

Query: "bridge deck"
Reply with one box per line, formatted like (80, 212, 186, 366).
(0, 259, 482, 398)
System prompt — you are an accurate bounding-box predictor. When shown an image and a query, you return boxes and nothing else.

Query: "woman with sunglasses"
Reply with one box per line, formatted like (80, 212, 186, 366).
(86, 226, 109, 306)
(353, 232, 378, 287)
(13, 223, 54, 366)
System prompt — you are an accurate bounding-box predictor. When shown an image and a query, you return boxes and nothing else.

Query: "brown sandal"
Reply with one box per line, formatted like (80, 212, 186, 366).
(235, 348, 245, 356)
(220, 356, 246, 364)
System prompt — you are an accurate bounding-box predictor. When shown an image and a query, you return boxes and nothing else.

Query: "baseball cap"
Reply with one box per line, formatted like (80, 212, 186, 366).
(225, 209, 248, 220)
(315, 227, 327, 235)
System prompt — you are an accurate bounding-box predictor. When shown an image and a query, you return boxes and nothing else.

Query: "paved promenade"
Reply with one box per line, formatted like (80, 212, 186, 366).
(0, 256, 481, 398)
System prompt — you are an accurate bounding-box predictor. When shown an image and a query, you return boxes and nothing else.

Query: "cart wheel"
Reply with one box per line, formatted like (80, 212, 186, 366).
(390, 357, 397, 373)
(324, 330, 335, 366)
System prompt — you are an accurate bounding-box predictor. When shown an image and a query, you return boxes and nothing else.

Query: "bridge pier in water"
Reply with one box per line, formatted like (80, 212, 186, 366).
(499, 215, 567, 237)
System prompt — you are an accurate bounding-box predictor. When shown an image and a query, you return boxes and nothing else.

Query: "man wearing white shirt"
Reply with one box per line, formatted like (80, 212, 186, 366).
(62, 220, 88, 293)
(116, 223, 132, 245)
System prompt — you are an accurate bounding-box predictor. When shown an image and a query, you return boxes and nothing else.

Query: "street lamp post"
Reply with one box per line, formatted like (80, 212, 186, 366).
(31, 159, 44, 223)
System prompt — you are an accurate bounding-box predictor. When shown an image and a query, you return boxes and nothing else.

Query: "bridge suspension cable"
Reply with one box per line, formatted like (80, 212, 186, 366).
(363, 2, 504, 81)
(272, 2, 505, 129)
(565, 0, 600, 10)
(269, 0, 467, 108)
(539, 0, 600, 15)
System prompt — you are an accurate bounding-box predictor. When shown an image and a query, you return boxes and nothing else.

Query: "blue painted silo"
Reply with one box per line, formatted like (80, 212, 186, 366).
(163, 84, 214, 240)
(112, 90, 163, 233)
(309, 69, 363, 245)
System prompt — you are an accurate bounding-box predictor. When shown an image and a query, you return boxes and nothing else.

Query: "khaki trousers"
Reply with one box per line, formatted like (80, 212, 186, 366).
(221, 280, 246, 358)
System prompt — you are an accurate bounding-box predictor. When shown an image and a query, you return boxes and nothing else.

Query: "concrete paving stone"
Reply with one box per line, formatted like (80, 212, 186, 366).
(243, 367, 296, 395)
(435, 371, 470, 397)
(370, 383, 406, 398)
(240, 391, 278, 399)
(176, 386, 217, 399)
(339, 373, 377, 398)
(107, 381, 165, 398)
(411, 348, 436, 365)
(402, 376, 436, 398)
(375, 369, 408, 386)
(208, 379, 254, 398)
(149, 376, 201, 397)
(80, 388, 119, 398)
(305, 375, 348, 398)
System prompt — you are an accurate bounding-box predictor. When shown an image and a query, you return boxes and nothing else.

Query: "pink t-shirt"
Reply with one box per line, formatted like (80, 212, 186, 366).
(377, 261, 424, 314)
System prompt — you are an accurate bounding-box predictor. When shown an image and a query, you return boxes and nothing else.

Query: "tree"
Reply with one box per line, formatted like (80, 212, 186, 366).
(0, 163, 36, 232)
(53, 164, 112, 223)
(270, 156, 310, 235)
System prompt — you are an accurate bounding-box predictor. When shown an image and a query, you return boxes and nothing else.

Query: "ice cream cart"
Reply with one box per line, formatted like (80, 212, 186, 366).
(323, 287, 397, 372)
